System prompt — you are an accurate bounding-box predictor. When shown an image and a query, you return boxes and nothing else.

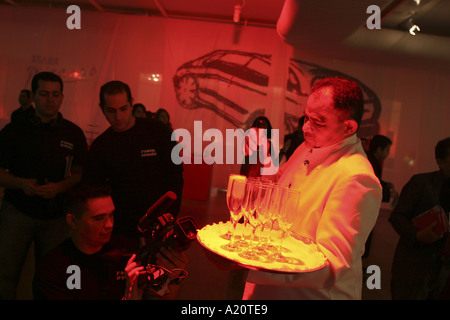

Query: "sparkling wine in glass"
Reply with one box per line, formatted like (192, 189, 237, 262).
(253, 182, 272, 252)
(222, 174, 246, 239)
(238, 180, 262, 260)
(273, 187, 301, 263)
(222, 179, 246, 252)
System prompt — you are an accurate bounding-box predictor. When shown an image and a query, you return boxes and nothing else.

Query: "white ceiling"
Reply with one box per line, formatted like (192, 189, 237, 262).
(3, 0, 450, 71)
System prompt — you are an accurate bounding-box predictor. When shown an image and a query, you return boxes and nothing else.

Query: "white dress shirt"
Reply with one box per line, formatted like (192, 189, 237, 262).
(243, 134, 382, 300)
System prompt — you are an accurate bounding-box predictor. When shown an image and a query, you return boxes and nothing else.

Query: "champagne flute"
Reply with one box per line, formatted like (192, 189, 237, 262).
(253, 182, 272, 252)
(222, 179, 246, 252)
(273, 187, 301, 262)
(236, 178, 255, 246)
(222, 174, 246, 239)
(265, 183, 283, 251)
(239, 180, 261, 260)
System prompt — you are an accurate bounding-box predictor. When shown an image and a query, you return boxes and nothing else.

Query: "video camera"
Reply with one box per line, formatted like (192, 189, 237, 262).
(134, 191, 199, 292)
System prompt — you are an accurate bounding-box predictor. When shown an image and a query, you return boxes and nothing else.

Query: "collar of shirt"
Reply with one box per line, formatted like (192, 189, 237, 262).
(277, 134, 363, 187)
(297, 134, 360, 171)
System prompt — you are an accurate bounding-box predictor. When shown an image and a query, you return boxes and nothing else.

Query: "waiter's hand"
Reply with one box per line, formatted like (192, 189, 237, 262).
(243, 128, 269, 157)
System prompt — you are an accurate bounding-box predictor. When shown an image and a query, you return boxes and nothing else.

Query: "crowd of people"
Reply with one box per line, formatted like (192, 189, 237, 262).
(0, 72, 184, 300)
(0, 71, 449, 300)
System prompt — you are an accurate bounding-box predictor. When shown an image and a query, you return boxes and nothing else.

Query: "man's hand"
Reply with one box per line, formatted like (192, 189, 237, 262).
(36, 181, 63, 199)
(243, 128, 269, 157)
(123, 254, 146, 300)
(21, 178, 43, 196)
(416, 222, 444, 244)
(21, 179, 63, 199)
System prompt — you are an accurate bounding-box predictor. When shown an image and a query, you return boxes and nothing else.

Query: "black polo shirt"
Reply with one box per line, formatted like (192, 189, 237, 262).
(84, 117, 184, 239)
(33, 237, 127, 300)
(10, 106, 35, 123)
(0, 114, 88, 219)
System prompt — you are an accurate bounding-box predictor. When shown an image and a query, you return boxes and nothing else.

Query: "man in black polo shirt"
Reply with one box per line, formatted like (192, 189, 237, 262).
(0, 71, 88, 299)
(33, 183, 188, 300)
(84, 80, 183, 247)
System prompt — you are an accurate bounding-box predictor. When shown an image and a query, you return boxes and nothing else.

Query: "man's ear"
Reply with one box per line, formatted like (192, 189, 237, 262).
(344, 119, 358, 135)
(66, 213, 77, 229)
(437, 158, 444, 170)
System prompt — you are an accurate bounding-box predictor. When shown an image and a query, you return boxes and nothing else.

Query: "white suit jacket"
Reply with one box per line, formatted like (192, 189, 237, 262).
(243, 134, 382, 300)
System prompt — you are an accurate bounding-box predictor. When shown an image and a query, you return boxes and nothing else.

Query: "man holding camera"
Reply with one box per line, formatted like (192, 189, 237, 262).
(33, 183, 188, 300)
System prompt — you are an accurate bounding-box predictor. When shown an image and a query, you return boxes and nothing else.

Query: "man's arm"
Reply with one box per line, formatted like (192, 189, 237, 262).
(389, 175, 443, 246)
(246, 173, 382, 289)
(0, 167, 41, 196)
(36, 165, 84, 199)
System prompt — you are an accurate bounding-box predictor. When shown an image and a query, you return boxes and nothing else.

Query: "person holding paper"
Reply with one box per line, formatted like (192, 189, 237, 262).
(389, 137, 450, 299)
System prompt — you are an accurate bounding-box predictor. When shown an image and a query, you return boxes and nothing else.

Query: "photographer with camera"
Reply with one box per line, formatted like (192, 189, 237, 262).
(33, 183, 188, 300)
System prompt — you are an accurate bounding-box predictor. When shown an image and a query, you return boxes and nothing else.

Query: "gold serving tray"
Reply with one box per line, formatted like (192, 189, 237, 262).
(197, 222, 327, 273)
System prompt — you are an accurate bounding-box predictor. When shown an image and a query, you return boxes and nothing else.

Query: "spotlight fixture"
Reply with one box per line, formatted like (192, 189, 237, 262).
(400, 16, 421, 36)
(405, 17, 421, 35)
(409, 23, 420, 35)
(147, 73, 161, 82)
(233, 0, 245, 23)
(233, 4, 241, 23)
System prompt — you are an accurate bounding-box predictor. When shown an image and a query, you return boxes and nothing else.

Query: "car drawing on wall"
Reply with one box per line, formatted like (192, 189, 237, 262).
(173, 50, 380, 138)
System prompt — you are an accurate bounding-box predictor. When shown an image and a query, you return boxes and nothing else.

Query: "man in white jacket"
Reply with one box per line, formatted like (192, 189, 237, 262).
(243, 77, 382, 300)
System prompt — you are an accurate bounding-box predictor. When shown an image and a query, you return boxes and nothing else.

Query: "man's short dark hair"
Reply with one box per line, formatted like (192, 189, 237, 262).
(20, 89, 32, 98)
(132, 103, 146, 113)
(311, 77, 364, 126)
(435, 137, 450, 160)
(369, 135, 392, 153)
(65, 183, 112, 219)
(99, 80, 133, 110)
(31, 72, 63, 94)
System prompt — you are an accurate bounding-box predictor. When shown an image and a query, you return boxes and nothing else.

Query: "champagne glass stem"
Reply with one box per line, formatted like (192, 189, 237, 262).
(277, 230, 286, 258)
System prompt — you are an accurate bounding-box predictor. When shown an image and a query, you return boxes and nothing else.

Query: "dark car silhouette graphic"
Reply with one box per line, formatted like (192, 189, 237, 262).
(173, 50, 380, 138)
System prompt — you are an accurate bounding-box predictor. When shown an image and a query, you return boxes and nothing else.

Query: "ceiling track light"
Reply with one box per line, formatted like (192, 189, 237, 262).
(409, 23, 420, 35)
(407, 0, 421, 35)
(404, 16, 421, 36)
(233, 0, 246, 23)
(233, 4, 241, 23)
(399, 9, 421, 36)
